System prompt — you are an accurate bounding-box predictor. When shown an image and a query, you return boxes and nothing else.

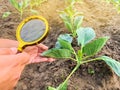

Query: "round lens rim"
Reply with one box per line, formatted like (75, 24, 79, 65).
(16, 15, 49, 51)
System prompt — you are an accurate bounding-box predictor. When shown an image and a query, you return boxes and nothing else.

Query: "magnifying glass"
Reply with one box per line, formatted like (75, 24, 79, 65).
(16, 16, 49, 52)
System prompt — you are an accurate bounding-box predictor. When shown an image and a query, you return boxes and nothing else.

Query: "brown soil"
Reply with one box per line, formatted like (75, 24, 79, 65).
(0, 0, 120, 90)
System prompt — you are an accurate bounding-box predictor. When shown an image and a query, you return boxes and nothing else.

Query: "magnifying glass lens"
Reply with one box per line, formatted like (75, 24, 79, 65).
(20, 19, 46, 42)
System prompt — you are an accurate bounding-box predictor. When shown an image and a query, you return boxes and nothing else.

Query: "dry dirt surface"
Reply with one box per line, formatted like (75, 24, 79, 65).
(0, 0, 120, 90)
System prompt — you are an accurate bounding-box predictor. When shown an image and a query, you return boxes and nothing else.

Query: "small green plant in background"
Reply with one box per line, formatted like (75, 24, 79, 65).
(30, 0, 47, 9)
(105, 0, 120, 12)
(1, 5, 11, 19)
(60, 0, 83, 37)
(9, 0, 30, 19)
(2, 11, 11, 19)
(29, 0, 47, 15)
(88, 68, 95, 74)
(9, 0, 47, 19)
(65, 0, 82, 5)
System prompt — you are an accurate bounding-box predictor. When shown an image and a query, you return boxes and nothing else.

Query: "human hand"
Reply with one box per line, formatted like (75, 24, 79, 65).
(0, 39, 55, 63)
(24, 44, 55, 64)
(0, 39, 55, 90)
(0, 51, 30, 90)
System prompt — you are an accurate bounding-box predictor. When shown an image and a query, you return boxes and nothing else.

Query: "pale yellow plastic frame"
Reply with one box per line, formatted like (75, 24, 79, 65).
(16, 16, 49, 51)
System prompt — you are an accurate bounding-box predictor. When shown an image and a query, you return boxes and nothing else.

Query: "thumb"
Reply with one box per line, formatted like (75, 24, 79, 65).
(15, 52, 30, 65)
(0, 52, 30, 72)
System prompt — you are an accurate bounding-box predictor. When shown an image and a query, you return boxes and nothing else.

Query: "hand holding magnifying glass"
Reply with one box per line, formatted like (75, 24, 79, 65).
(0, 16, 54, 90)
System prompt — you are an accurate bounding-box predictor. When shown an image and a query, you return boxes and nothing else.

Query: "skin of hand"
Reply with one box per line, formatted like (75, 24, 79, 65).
(0, 39, 55, 90)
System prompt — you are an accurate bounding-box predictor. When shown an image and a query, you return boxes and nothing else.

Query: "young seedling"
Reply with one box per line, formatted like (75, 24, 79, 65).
(30, 0, 47, 9)
(29, 0, 47, 15)
(9, 0, 30, 19)
(2, 11, 11, 19)
(42, 27, 120, 90)
(65, 0, 82, 6)
(60, 1, 83, 37)
(88, 68, 95, 74)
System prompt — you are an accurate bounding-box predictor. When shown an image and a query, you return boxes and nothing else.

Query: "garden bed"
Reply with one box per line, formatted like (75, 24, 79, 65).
(0, 0, 120, 90)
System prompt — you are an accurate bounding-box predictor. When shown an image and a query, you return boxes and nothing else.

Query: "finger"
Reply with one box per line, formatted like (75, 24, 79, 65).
(37, 44, 48, 52)
(30, 56, 55, 63)
(0, 52, 29, 71)
(15, 52, 30, 65)
(24, 46, 38, 55)
(24, 44, 48, 53)
(38, 43, 48, 50)
(47, 58, 55, 62)
(0, 48, 17, 55)
(0, 39, 18, 48)
(30, 57, 48, 63)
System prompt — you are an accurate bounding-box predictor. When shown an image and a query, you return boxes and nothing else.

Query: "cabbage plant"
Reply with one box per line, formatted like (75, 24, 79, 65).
(42, 28, 120, 90)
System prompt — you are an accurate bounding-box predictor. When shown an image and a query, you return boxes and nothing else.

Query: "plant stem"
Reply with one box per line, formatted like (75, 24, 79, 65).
(69, 57, 77, 61)
(73, 49, 79, 61)
(80, 46, 83, 60)
(62, 63, 81, 87)
(82, 55, 93, 60)
(81, 58, 100, 64)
